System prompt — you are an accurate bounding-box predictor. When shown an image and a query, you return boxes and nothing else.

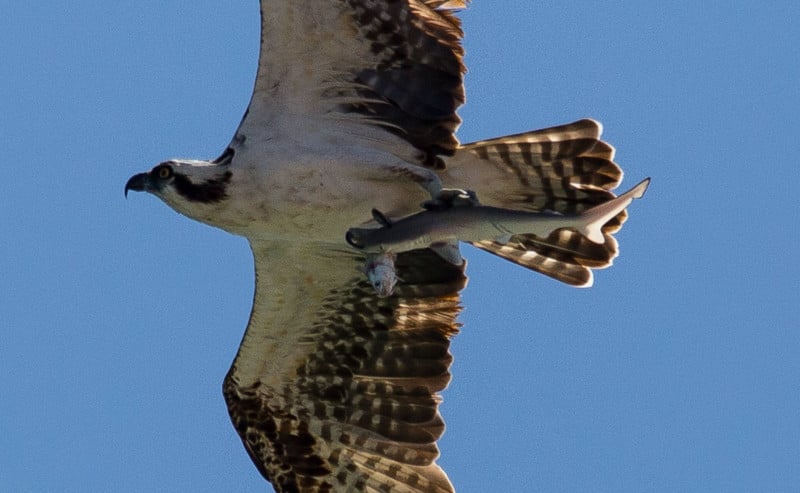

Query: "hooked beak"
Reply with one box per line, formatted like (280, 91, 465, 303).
(124, 172, 150, 198)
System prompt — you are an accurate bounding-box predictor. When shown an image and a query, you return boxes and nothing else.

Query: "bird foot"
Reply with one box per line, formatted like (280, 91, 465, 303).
(421, 188, 480, 211)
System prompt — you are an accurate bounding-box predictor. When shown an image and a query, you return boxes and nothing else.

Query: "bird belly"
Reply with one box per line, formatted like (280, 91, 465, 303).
(210, 148, 433, 244)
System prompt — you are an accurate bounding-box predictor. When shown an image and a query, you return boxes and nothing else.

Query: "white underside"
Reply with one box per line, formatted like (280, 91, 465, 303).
(212, 136, 439, 244)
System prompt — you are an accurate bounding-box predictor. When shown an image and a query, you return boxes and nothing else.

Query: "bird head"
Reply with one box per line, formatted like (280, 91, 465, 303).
(125, 159, 233, 217)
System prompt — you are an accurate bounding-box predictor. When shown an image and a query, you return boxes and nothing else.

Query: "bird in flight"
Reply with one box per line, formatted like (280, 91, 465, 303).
(126, 1, 648, 491)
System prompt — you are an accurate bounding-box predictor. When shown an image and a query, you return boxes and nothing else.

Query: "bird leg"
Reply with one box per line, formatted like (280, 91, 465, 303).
(421, 188, 480, 210)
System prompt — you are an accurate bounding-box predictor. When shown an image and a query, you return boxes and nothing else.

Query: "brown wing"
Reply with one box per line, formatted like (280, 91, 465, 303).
(444, 119, 630, 286)
(224, 242, 466, 492)
(236, 0, 469, 167)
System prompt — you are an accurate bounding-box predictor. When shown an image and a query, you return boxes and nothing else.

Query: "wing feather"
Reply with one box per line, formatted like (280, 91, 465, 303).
(224, 242, 465, 492)
(237, 0, 469, 164)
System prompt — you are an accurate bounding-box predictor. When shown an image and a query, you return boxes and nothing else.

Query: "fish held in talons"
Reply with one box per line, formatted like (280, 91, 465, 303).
(346, 178, 651, 265)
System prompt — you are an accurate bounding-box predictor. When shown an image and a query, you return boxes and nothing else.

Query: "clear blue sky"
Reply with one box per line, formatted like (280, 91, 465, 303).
(2, 2, 798, 492)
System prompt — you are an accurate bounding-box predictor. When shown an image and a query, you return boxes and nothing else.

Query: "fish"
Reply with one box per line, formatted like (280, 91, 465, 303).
(346, 178, 650, 266)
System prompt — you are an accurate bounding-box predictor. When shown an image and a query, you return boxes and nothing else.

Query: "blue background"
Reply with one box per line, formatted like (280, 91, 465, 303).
(2, 2, 798, 491)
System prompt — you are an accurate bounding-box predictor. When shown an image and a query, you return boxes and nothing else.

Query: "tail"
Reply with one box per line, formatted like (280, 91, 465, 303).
(441, 119, 644, 286)
(579, 178, 650, 244)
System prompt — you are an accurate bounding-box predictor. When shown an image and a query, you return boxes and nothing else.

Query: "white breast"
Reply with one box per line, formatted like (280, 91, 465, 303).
(217, 133, 435, 243)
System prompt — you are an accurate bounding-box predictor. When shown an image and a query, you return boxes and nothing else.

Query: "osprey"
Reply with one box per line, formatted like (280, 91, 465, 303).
(126, 1, 647, 492)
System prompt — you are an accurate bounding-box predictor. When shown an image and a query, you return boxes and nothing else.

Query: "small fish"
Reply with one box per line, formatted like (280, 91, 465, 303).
(346, 178, 650, 264)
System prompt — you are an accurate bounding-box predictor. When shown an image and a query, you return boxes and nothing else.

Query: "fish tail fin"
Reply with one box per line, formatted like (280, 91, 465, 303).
(578, 178, 650, 244)
(468, 178, 649, 287)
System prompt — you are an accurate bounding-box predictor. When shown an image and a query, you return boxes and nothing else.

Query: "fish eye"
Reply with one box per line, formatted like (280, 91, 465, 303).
(345, 230, 365, 249)
(154, 164, 173, 180)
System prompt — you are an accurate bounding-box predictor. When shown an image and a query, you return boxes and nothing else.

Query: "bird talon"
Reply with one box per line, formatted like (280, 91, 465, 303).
(422, 188, 480, 211)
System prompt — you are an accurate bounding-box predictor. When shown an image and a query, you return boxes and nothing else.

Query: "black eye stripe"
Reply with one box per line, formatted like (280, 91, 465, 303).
(172, 171, 232, 203)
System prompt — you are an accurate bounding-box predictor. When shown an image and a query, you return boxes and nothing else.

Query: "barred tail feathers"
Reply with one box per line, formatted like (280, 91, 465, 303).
(443, 119, 644, 286)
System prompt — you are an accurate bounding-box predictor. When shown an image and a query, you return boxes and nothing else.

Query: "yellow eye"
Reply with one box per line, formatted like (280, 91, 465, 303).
(156, 165, 173, 180)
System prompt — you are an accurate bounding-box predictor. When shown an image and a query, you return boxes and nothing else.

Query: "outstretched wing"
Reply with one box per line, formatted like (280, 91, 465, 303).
(224, 241, 466, 493)
(444, 119, 629, 286)
(235, 0, 469, 166)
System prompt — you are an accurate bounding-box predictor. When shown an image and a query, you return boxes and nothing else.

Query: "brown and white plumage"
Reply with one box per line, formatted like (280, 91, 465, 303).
(444, 119, 628, 287)
(224, 245, 464, 492)
(238, 0, 467, 167)
(125, 1, 645, 491)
